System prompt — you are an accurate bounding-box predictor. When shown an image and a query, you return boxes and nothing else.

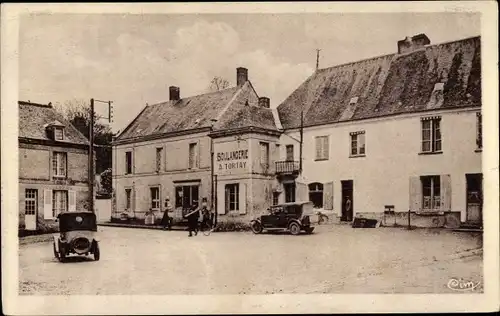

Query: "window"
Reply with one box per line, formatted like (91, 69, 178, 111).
(308, 183, 323, 208)
(315, 136, 329, 160)
(225, 183, 239, 211)
(421, 117, 442, 153)
(476, 112, 482, 150)
(286, 145, 294, 161)
(54, 127, 64, 140)
(125, 151, 133, 174)
(272, 192, 280, 205)
(156, 147, 163, 172)
(188, 143, 198, 169)
(350, 131, 366, 156)
(260, 142, 269, 166)
(284, 182, 296, 203)
(52, 190, 67, 217)
(25, 189, 37, 215)
(175, 185, 199, 208)
(421, 176, 441, 212)
(52, 152, 67, 177)
(150, 187, 160, 211)
(125, 188, 132, 209)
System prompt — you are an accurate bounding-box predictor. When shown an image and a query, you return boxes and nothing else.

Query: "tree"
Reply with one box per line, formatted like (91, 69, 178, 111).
(54, 99, 114, 177)
(100, 168, 113, 195)
(208, 76, 230, 92)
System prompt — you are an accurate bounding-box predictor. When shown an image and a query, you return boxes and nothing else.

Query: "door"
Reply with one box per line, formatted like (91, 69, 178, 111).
(25, 189, 38, 231)
(341, 180, 353, 221)
(466, 174, 483, 225)
(284, 182, 296, 203)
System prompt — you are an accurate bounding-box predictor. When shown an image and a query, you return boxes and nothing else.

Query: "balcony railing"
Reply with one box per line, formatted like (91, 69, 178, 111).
(275, 160, 300, 175)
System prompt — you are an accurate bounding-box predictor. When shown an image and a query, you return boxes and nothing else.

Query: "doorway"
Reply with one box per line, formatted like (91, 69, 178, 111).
(284, 182, 296, 203)
(466, 173, 483, 226)
(25, 189, 38, 231)
(341, 180, 353, 221)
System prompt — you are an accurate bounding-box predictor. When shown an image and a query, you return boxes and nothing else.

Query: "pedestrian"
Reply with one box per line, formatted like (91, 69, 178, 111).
(200, 197, 213, 230)
(184, 201, 200, 237)
(161, 197, 173, 230)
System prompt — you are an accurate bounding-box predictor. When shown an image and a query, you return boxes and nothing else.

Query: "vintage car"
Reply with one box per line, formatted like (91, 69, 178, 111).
(53, 211, 100, 262)
(250, 201, 315, 235)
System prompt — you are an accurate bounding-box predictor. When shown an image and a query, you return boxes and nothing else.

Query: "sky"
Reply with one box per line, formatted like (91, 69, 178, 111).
(19, 12, 480, 132)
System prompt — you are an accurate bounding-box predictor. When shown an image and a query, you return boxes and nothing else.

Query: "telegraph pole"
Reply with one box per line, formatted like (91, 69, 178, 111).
(88, 98, 114, 214)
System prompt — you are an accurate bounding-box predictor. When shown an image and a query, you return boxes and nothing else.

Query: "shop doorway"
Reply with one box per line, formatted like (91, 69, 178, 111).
(341, 180, 353, 221)
(466, 173, 483, 226)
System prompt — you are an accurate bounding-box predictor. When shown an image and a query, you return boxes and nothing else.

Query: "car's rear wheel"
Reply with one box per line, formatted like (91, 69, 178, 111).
(93, 242, 100, 261)
(289, 222, 301, 235)
(251, 221, 263, 234)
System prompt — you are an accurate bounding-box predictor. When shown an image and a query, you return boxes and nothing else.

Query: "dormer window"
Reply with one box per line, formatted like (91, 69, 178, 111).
(54, 127, 64, 140)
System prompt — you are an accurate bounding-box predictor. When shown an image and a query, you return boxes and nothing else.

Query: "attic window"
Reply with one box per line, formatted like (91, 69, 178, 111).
(349, 97, 359, 105)
(54, 127, 64, 140)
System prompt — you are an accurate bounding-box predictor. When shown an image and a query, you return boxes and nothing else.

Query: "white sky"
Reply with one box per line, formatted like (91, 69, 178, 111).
(19, 13, 480, 132)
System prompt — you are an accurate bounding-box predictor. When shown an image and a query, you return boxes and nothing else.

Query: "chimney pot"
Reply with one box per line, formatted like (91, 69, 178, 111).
(397, 33, 430, 54)
(236, 67, 248, 86)
(169, 86, 180, 101)
(258, 97, 270, 108)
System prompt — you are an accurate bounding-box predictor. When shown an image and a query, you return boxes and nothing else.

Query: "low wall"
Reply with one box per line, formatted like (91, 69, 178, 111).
(355, 211, 462, 228)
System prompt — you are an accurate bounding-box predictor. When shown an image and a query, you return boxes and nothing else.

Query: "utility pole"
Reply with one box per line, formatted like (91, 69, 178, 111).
(316, 49, 321, 71)
(299, 109, 304, 173)
(88, 98, 114, 214)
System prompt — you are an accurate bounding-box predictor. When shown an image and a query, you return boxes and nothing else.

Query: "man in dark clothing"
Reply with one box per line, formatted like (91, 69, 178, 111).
(161, 198, 173, 230)
(184, 202, 200, 237)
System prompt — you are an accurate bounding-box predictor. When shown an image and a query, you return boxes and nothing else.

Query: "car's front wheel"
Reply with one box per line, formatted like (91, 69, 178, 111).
(93, 242, 100, 261)
(289, 222, 301, 235)
(250, 221, 263, 234)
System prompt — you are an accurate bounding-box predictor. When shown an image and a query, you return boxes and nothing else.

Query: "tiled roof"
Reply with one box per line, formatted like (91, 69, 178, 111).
(18, 101, 89, 145)
(277, 36, 481, 129)
(116, 81, 279, 141)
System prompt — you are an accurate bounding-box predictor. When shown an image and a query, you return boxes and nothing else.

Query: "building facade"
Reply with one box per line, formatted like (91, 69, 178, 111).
(113, 34, 482, 228)
(276, 34, 482, 228)
(18, 101, 91, 233)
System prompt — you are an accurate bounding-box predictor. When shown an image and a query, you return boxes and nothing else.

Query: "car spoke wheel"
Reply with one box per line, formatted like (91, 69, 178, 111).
(251, 222, 263, 234)
(93, 242, 100, 261)
(289, 222, 301, 235)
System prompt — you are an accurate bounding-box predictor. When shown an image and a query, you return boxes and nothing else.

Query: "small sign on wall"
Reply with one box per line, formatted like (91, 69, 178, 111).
(216, 149, 249, 174)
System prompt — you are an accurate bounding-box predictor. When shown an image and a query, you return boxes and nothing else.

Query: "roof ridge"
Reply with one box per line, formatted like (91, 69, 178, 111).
(18, 100, 53, 108)
(148, 85, 239, 108)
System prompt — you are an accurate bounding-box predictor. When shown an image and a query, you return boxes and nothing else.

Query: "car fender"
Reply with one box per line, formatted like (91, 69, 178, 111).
(250, 219, 262, 225)
(287, 219, 302, 227)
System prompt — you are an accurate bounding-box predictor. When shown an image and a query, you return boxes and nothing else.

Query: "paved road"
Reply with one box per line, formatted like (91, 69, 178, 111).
(19, 225, 483, 295)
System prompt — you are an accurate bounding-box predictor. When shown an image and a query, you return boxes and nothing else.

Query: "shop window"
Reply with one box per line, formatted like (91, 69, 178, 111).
(175, 185, 199, 209)
(308, 182, 323, 208)
(421, 175, 441, 211)
(350, 131, 366, 156)
(421, 117, 442, 153)
(225, 183, 239, 212)
(150, 187, 160, 211)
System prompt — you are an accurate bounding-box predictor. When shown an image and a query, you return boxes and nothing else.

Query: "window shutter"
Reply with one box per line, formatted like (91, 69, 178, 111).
(239, 183, 247, 214)
(44, 189, 52, 219)
(323, 181, 334, 210)
(323, 137, 329, 159)
(315, 138, 322, 159)
(132, 187, 136, 212)
(68, 190, 76, 212)
(296, 181, 308, 202)
(409, 176, 422, 212)
(217, 185, 226, 215)
(440, 174, 452, 212)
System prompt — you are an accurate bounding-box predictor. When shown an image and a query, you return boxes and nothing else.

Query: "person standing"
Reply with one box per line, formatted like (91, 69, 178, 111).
(161, 197, 173, 230)
(184, 201, 200, 237)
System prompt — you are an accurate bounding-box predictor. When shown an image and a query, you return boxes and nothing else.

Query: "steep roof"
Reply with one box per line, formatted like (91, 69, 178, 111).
(18, 101, 89, 145)
(116, 81, 279, 142)
(277, 36, 481, 129)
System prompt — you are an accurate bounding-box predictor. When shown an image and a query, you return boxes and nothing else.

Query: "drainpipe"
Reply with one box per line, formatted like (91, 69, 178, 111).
(299, 109, 304, 174)
(210, 119, 218, 225)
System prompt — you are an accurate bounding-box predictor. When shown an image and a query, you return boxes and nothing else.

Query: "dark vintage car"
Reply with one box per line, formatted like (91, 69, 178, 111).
(53, 211, 100, 262)
(250, 201, 315, 235)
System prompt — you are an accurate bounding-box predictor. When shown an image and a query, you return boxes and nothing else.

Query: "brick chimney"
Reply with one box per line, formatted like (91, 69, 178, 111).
(258, 97, 270, 108)
(236, 67, 248, 86)
(397, 34, 430, 54)
(169, 86, 180, 101)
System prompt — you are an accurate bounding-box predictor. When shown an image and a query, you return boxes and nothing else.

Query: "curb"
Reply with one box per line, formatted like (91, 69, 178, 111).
(98, 222, 187, 231)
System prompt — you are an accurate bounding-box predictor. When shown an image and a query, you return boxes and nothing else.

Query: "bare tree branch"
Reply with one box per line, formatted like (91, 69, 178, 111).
(208, 76, 230, 92)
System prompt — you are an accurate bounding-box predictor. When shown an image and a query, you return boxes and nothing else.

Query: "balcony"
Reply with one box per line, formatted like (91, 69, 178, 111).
(275, 160, 300, 177)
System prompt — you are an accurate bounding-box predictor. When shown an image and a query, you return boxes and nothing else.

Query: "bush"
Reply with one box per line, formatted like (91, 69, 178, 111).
(213, 221, 251, 232)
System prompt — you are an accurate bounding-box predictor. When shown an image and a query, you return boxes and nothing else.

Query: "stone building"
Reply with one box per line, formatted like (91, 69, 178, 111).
(276, 34, 482, 228)
(18, 101, 91, 233)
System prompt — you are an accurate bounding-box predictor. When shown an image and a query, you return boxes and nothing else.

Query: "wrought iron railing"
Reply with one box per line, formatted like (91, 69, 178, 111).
(275, 160, 300, 174)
